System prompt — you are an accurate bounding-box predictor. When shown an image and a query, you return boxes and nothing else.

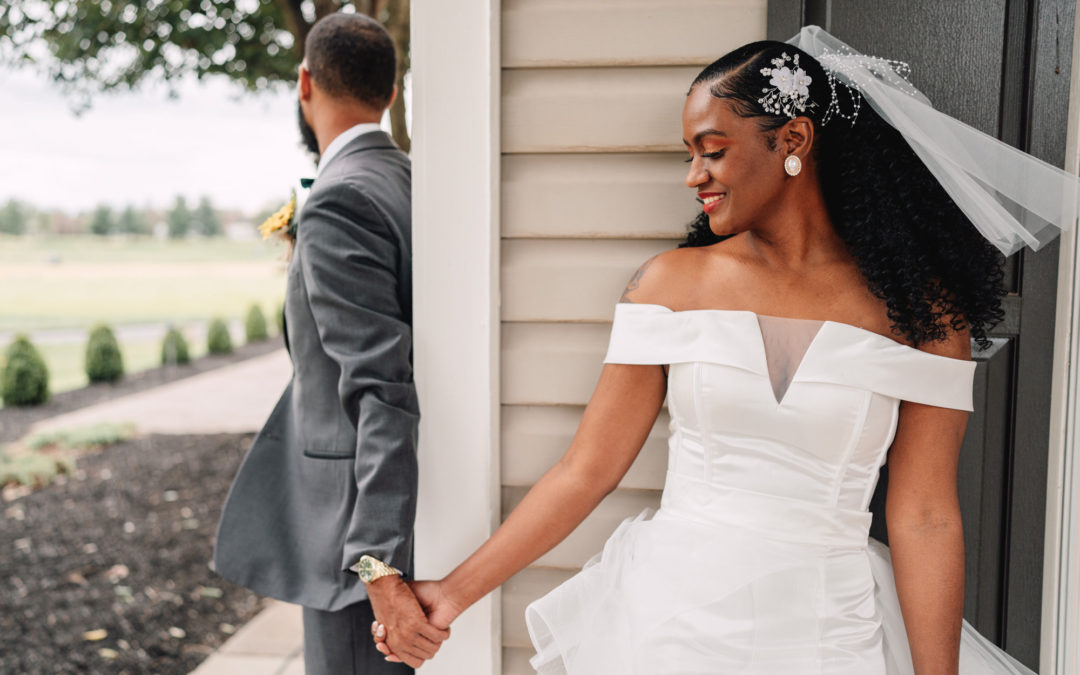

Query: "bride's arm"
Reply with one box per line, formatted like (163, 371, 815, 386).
(886, 330, 971, 675)
(424, 360, 667, 626)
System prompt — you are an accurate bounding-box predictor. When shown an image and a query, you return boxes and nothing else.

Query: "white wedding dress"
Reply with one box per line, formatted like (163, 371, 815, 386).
(526, 303, 1037, 675)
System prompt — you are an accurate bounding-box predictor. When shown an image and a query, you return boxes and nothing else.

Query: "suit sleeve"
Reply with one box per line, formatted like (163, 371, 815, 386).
(295, 182, 418, 575)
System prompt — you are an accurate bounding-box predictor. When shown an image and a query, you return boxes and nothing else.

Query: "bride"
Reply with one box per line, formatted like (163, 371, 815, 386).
(372, 27, 1076, 674)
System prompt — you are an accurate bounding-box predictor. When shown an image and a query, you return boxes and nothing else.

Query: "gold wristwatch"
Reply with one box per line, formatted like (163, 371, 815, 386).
(350, 554, 402, 584)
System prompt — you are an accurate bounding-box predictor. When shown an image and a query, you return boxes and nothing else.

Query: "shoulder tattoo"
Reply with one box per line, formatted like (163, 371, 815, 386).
(619, 255, 658, 304)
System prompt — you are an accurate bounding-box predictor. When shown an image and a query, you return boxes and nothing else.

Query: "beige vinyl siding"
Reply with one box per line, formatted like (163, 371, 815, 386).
(502, 0, 768, 68)
(502, 154, 693, 238)
(499, 2, 767, 671)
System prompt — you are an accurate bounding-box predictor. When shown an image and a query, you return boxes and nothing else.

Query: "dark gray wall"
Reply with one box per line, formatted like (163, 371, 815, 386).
(769, 0, 1076, 669)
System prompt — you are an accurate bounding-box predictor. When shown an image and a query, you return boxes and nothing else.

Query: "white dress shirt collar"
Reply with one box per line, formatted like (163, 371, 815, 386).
(316, 123, 385, 176)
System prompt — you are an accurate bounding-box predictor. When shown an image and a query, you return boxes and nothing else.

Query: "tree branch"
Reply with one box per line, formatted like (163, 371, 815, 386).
(275, 0, 310, 58)
(313, 0, 342, 21)
(382, 0, 410, 152)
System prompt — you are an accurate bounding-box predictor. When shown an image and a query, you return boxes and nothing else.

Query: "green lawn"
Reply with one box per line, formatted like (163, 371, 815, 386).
(0, 234, 284, 264)
(0, 236, 287, 332)
(0, 235, 287, 395)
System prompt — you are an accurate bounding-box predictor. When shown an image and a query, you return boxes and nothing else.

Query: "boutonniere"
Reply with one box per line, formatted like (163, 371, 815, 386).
(259, 189, 298, 245)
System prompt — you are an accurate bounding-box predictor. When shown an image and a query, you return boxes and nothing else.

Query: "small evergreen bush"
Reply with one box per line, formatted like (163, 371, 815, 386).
(207, 318, 233, 355)
(85, 324, 124, 383)
(245, 304, 268, 342)
(161, 326, 191, 366)
(1, 335, 50, 406)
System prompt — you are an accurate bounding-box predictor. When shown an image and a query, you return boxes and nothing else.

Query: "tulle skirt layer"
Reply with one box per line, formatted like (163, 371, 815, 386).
(525, 509, 1035, 675)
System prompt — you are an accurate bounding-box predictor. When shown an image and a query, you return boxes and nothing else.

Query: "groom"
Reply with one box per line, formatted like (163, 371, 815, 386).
(214, 13, 446, 674)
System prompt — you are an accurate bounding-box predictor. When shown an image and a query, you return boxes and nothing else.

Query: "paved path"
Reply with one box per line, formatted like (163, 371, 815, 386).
(190, 601, 305, 675)
(29, 349, 292, 436)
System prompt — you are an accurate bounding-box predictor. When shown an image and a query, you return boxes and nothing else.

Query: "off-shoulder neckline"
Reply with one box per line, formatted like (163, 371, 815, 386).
(616, 302, 973, 365)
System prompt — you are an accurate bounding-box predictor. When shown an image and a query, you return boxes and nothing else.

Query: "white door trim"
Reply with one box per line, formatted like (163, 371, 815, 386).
(411, 1, 501, 672)
(1042, 5, 1080, 673)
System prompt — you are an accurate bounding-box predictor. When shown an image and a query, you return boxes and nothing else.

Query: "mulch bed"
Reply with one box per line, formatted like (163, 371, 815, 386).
(1, 432, 271, 674)
(0, 336, 285, 444)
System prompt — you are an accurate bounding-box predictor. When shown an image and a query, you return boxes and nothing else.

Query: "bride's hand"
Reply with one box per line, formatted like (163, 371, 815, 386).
(374, 580, 465, 662)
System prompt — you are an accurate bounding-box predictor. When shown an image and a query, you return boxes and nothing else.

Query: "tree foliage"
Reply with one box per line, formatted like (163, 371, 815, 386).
(0, 199, 30, 235)
(166, 195, 192, 239)
(89, 204, 115, 236)
(117, 205, 151, 235)
(195, 196, 222, 237)
(0, 0, 411, 150)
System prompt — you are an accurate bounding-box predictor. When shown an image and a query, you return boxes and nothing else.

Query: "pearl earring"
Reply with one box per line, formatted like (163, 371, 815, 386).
(784, 155, 802, 176)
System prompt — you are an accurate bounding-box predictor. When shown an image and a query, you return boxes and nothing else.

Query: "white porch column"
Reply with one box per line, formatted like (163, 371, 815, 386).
(1043, 5, 1080, 673)
(411, 1, 501, 673)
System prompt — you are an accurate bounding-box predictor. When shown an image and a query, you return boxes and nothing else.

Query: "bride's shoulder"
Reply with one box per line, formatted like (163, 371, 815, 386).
(618, 241, 741, 307)
(914, 312, 973, 362)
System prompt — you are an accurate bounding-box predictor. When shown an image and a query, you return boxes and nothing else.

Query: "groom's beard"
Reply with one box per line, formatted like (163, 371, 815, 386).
(297, 102, 320, 162)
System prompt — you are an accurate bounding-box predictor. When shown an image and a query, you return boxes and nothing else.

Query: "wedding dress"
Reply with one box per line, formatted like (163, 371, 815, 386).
(526, 303, 1036, 675)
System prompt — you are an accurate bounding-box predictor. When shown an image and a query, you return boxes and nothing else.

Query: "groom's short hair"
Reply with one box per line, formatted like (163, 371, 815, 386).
(305, 13, 396, 109)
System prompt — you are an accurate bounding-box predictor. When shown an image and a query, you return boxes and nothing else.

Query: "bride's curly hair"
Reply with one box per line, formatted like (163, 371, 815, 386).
(681, 41, 1004, 348)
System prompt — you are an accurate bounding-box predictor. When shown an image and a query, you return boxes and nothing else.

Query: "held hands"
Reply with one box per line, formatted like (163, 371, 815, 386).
(372, 580, 464, 665)
(365, 575, 452, 668)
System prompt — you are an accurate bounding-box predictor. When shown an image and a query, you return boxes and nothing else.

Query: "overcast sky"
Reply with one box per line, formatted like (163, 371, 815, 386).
(0, 66, 331, 215)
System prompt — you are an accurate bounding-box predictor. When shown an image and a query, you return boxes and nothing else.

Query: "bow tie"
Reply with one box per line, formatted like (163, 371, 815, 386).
(300, 177, 315, 188)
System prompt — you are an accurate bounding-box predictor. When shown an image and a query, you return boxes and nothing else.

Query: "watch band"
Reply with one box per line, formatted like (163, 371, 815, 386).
(350, 554, 402, 584)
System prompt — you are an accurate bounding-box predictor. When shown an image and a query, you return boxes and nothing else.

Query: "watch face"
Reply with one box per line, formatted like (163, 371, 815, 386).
(355, 557, 375, 582)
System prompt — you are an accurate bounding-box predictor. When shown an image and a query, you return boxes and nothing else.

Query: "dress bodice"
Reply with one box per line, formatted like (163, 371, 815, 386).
(604, 303, 976, 516)
(526, 304, 1021, 675)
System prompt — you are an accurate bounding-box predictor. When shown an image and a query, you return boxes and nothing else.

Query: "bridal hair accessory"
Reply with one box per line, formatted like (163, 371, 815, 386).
(757, 44, 918, 126)
(788, 25, 1079, 256)
(758, 52, 814, 117)
(784, 155, 802, 176)
(815, 51, 917, 126)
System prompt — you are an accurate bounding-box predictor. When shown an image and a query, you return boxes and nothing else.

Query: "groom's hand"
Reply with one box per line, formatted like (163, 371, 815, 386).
(367, 575, 450, 667)
(375, 580, 463, 663)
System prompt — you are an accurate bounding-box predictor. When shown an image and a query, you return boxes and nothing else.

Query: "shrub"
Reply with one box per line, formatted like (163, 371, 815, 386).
(27, 422, 136, 451)
(207, 318, 233, 355)
(245, 304, 268, 342)
(0, 450, 72, 488)
(161, 326, 191, 366)
(85, 324, 124, 383)
(275, 302, 285, 336)
(1, 335, 50, 406)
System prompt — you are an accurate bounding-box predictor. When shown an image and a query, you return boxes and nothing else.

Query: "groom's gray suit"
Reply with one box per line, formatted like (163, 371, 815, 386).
(214, 130, 417, 624)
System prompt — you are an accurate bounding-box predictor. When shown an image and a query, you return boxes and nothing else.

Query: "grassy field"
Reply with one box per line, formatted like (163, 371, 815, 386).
(0, 236, 287, 332)
(0, 236, 287, 394)
(0, 234, 285, 265)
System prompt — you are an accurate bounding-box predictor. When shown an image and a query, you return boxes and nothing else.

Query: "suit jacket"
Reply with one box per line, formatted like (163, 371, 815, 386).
(214, 130, 416, 611)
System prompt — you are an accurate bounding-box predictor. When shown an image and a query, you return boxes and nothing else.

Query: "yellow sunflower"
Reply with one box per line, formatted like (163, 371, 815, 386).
(259, 191, 297, 240)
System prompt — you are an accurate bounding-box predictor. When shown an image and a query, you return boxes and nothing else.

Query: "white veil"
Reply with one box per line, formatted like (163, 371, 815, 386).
(788, 25, 1079, 256)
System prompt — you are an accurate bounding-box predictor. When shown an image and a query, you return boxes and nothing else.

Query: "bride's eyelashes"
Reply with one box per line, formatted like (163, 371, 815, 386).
(684, 150, 726, 163)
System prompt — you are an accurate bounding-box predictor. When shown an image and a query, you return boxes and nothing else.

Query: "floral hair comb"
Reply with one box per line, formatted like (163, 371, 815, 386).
(758, 52, 814, 118)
